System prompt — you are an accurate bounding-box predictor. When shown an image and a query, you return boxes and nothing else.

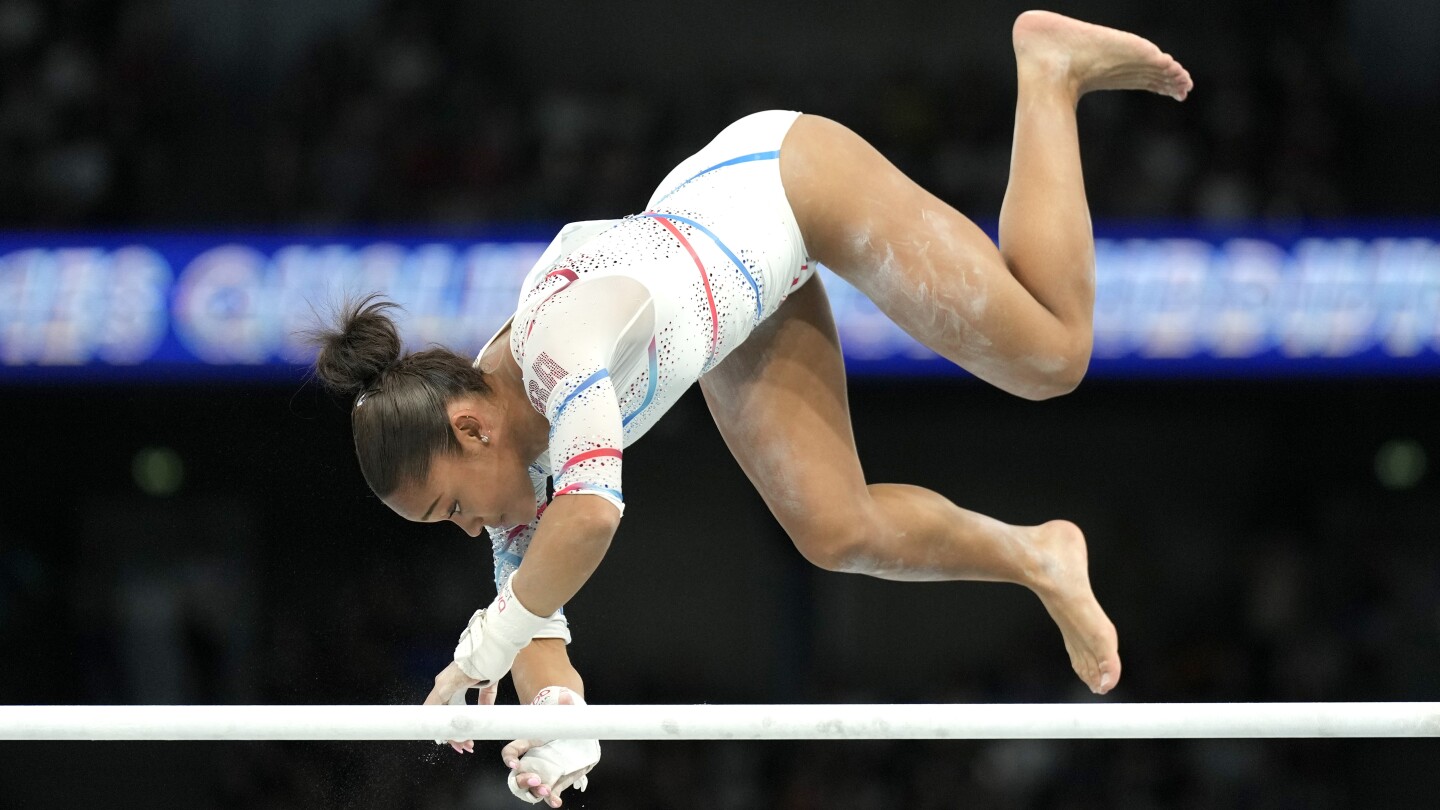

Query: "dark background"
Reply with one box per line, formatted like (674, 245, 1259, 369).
(1, 0, 1438, 808)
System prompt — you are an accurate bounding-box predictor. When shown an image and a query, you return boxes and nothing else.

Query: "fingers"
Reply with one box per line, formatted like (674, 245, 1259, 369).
(511, 772, 563, 807)
(501, 738, 535, 766)
(427, 667, 487, 753)
(442, 690, 475, 753)
(479, 681, 501, 706)
(503, 742, 567, 808)
(429, 682, 470, 751)
(512, 769, 587, 808)
(424, 661, 479, 706)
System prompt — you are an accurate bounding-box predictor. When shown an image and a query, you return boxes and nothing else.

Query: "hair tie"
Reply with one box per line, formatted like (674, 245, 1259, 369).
(355, 387, 380, 409)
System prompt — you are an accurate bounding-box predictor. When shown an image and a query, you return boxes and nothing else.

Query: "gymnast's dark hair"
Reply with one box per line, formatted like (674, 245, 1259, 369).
(308, 293, 490, 498)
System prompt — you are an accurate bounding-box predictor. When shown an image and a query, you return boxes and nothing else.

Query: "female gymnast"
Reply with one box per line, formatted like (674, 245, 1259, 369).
(311, 11, 1191, 806)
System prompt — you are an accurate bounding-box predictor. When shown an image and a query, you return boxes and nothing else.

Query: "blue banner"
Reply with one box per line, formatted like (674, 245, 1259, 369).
(2, 226, 1438, 382)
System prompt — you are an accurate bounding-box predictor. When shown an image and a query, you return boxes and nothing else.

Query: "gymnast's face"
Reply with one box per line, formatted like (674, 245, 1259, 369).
(383, 403, 538, 537)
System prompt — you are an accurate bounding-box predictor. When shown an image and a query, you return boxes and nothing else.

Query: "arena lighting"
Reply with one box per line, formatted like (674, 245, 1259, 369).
(2, 229, 1439, 380)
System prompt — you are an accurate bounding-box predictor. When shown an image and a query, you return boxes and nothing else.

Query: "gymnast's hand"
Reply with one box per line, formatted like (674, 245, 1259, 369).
(423, 661, 494, 753)
(451, 573, 560, 689)
(502, 686, 600, 808)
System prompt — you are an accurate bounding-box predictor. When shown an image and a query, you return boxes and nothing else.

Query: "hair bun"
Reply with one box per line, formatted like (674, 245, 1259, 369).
(308, 293, 403, 397)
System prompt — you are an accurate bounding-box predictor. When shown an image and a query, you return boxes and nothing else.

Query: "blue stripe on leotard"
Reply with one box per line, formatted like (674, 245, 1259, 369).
(653, 150, 780, 205)
(640, 212, 763, 319)
(622, 337, 659, 429)
(555, 369, 610, 417)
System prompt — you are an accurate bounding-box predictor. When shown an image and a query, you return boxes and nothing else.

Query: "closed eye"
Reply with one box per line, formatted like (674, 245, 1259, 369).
(447, 501, 461, 518)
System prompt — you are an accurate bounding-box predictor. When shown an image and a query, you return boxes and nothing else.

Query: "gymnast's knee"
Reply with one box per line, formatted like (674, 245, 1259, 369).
(1013, 336, 1092, 400)
(787, 513, 887, 574)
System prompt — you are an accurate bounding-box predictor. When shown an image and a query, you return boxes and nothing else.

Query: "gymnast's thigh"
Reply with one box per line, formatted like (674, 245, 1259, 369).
(698, 275, 876, 545)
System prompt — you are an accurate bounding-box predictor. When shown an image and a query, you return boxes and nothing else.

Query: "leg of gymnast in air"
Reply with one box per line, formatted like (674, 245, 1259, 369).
(702, 11, 1191, 696)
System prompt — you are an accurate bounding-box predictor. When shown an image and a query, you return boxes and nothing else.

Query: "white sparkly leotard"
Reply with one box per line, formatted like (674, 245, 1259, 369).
(476, 111, 816, 638)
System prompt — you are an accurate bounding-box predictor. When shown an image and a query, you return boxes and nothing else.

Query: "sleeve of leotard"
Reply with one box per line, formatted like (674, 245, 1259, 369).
(519, 276, 653, 518)
(543, 366, 626, 514)
(486, 463, 571, 642)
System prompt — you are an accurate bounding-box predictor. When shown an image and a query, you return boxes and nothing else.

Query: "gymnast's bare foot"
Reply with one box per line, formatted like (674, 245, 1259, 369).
(1028, 519, 1121, 694)
(1013, 10, 1193, 102)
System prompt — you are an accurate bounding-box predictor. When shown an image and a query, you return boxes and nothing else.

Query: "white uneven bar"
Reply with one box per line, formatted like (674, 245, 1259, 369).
(1, 703, 1438, 741)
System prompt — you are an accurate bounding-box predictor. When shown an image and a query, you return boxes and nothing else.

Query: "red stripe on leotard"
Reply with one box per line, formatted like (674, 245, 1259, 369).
(527, 268, 580, 338)
(648, 215, 719, 360)
(559, 447, 623, 475)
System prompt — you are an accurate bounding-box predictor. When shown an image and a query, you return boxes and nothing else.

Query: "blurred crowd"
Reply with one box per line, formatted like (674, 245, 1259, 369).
(0, 0, 1404, 228)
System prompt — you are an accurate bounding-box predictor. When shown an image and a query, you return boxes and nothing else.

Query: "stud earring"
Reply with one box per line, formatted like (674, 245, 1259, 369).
(480, 434, 490, 445)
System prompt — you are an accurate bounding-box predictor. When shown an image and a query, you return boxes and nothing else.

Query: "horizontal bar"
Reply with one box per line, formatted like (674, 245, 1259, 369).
(1, 703, 1438, 741)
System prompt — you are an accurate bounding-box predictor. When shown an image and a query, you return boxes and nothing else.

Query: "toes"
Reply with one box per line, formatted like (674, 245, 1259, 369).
(1096, 660, 1121, 694)
(1069, 645, 1121, 694)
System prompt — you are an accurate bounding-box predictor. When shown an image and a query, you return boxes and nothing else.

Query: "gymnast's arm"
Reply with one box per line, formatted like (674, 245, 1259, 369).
(507, 276, 644, 617)
(444, 276, 642, 693)
(493, 493, 592, 701)
(510, 494, 620, 616)
(511, 637, 584, 702)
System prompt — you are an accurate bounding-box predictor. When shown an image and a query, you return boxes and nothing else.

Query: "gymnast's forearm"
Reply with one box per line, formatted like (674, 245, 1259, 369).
(510, 494, 620, 616)
(511, 638, 585, 703)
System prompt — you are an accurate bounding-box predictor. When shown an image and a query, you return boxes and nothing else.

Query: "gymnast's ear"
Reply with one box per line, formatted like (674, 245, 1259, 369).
(448, 403, 493, 451)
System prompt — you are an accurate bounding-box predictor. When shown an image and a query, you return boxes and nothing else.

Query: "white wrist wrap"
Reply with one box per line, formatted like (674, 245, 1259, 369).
(507, 687, 600, 803)
(453, 574, 556, 686)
